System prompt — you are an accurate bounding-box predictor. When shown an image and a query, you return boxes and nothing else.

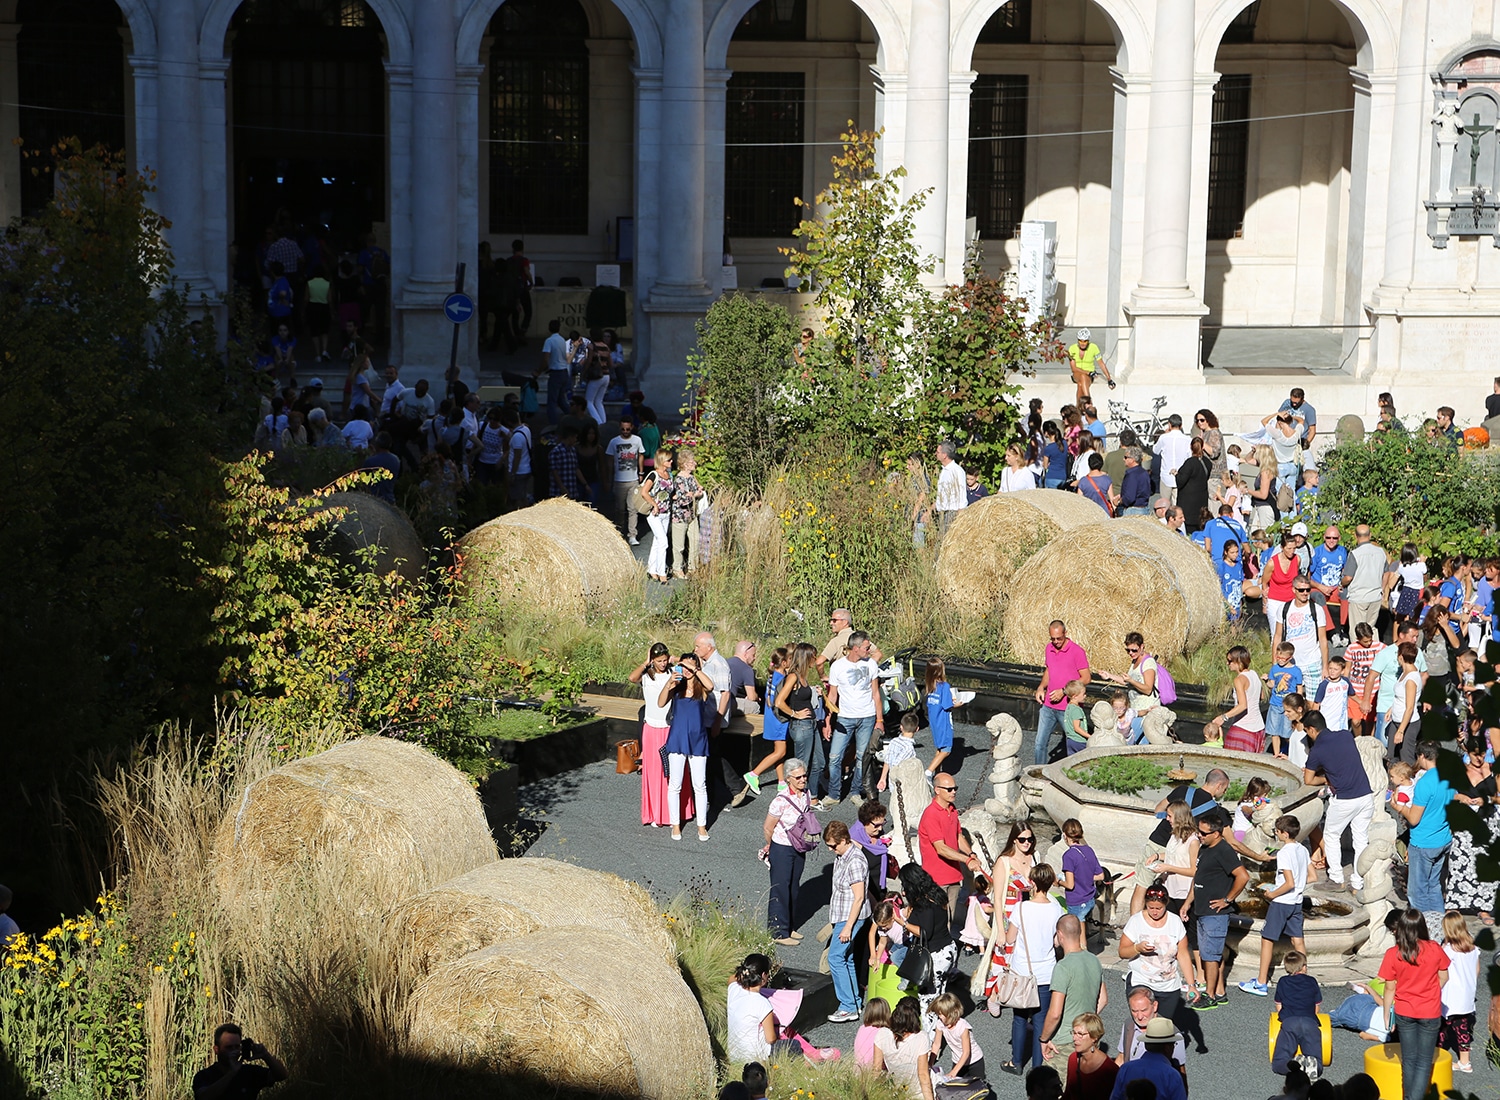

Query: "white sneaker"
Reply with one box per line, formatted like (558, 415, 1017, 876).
(628, 536, 639, 546)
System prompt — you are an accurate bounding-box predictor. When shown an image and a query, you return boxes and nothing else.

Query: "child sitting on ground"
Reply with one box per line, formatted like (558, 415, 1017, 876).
(875, 713, 919, 793)
(1271, 951, 1324, 1080)
(854, 997, 891, 1066)
(959, 874, 993, 952)
(928, 991, 986, 1081)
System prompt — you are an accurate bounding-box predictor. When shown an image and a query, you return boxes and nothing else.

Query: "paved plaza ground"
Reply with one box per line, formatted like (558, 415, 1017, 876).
(520, 716, 1497, 1098)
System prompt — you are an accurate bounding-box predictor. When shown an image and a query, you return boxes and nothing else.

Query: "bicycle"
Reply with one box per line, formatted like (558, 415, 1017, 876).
(1106, 395, 1170, 441)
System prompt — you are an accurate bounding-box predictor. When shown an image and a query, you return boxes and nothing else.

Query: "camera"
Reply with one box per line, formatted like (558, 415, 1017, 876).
(240, 1039, 262, 1061)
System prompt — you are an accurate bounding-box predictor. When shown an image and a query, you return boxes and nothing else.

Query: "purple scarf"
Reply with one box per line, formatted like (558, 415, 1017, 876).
(849, 820, 889, 889)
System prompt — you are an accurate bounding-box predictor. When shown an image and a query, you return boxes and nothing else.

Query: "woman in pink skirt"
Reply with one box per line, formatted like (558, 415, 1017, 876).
(630, 643, 691, 826)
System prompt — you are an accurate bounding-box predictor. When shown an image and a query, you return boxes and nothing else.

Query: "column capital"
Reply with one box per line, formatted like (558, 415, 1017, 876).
(1193, 72, 1221, 92)
(198, 57, 230, 79)
(1349, 68, 1396, 94)
(127, 54, 159, 75)
(384, 61, 413, 84)
(455, 64, 484, 85)
(704, 68, 731, 90)
(632, 66, 664, 91)
(1109, 68, 1151, 93)
(949, 70, 978, 93)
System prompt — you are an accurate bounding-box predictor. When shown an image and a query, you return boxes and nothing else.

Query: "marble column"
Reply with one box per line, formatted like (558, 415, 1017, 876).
(156, 2, 208, 290)
(1123, 0, 1206, 376)
(945, 69, 977, 276)
(0, 25, 20, 226)
(455, 63, 483, 369)
(127, 52, 159, 209)
(632, 65, 662, 378)
(198, 58, 230, 298)
(904, 0, 950, 285)
(408, 0, 457, 290)
(1343, 70, 1393, 375)
(1106, 68, 1152, 363)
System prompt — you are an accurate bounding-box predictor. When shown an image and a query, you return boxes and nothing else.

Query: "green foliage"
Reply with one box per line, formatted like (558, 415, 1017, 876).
(1168, 624, 1272, 703)
(1066, 758, 1171, 796)
(686, 294, 796, 494)
(1318, 431, 1500, 557)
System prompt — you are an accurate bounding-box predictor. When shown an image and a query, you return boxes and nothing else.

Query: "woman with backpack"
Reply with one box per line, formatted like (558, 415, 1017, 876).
(1096, 632, 1169, 737)
(760, 756, 819, 946)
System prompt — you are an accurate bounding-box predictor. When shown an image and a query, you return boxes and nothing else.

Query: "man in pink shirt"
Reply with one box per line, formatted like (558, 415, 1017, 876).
(1034, 620, 1091, 765)
(918, 773, 980, 923)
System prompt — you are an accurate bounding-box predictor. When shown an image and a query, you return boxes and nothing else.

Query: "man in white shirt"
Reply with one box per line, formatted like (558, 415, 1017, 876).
(694, 631, 742, 806)
(1273, 580, 1330, 707)
(818, 632, 884, 808)
(341, 408, 374, 450)
(933, 441, 968, 533)
(378, 364, 407, 418)
(605, 415, 646, 544)
(1153, 414, 1192, 505)
(539, 319, 570, 424)
(1341, 525, 1388, 637)
(505, 407, 533, 505)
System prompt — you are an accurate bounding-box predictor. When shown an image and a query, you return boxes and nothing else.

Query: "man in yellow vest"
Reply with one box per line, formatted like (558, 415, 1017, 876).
(1067, 328, 1115, 405)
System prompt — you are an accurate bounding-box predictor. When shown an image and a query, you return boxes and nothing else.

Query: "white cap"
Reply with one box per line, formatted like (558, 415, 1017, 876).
(308, 377, 324, 388)
(1077, 328, 1092, 341)
(1291, 521, 1309, 536)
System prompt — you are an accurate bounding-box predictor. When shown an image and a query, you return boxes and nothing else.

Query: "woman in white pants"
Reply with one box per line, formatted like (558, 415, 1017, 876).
(659, 653, 714, 841)
(584, 343, 611, 425)
(639, 464, 675, 584)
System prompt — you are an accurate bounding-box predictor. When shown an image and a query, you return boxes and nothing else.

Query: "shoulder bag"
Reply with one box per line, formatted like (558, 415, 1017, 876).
(895, 910, 935, 991)
(991, 902, 1041, 1009)
(634, 473, 657, 515)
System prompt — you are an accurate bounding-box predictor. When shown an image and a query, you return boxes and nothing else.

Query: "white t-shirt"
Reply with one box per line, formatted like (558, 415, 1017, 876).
(830, 656, 879, 720)
(1280, 602, 1326, 674)
(1009, 897, 1064, 984)
(508, 424, 533, 475)
(873, 1029, 930, 1091)
(379, 378, 407, 416)
(1442, 945, 1480, 1016)
(1314, 677, 1350, 732)
(1273, 842, 1309, 906)
(1154, 430, 1192, 488)
(478, 423, 509, 465)
(935, 461, 968, 513)
(726, 982, 773, 1062)
(341, 419, 374, 449)
(605, 434, 645, 483)
(543, 332, 569, 372)
(642, 671, 673, 727)
(1121, 911, 1187, 992)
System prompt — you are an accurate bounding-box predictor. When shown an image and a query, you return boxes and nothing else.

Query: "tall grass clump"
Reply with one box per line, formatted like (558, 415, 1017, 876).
(1168, 623, 1273, 703)
(664, 889, 775, 1063)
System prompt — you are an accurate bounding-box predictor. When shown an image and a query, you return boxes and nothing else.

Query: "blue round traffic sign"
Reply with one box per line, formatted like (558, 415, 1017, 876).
(443, 292, 475, 325)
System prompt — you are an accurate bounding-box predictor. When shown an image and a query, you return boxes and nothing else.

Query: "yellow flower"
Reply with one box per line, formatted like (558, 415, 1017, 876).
(153, 966, 163, 974)
(134, 1001, 143, 1010)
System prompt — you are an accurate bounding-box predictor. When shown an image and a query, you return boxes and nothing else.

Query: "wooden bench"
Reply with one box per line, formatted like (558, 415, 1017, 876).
(580, 691, 763, 736)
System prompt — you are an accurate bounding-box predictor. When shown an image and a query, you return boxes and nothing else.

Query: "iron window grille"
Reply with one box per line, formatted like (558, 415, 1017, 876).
(968, 75, 1029, 240)
(977, 0, 1032, 44)
(1207, 74, 1252, 240)
(725, 72, 806, 239)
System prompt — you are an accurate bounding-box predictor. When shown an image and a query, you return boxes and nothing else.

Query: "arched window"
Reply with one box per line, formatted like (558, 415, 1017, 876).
(16, 0, 126, 215)
(488, 0, 590, 235)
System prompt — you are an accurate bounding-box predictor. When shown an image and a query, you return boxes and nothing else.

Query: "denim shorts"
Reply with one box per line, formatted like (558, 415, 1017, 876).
(1262, 900, 1305, 942)
(1196, 913, 1230, 961)
(1265, 708, 1291, 745)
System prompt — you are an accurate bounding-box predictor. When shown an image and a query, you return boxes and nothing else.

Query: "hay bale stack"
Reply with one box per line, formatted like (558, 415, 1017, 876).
(407, 928, 712, 1100)
(936, 490, 1106, 610)
(1003, 520, 1224, 676)
(394, 858, 674, 973)
(214, 737, 497, 924)
(322, 491, 425, 583)
(1115, 517, 1224, 638)
(458, 498, 640, 619)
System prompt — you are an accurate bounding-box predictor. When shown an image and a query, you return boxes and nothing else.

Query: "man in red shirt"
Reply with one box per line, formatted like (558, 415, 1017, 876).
(1034, 620, 1092, 766)
(918, 774, 980, 924)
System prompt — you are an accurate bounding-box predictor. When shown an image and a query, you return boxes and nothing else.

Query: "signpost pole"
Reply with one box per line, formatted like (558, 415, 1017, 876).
(446, 261, 467, 399)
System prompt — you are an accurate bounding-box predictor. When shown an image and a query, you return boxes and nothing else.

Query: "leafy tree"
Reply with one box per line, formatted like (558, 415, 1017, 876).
(684, 294, 795, 494)
(1318, 432, 1500, 556)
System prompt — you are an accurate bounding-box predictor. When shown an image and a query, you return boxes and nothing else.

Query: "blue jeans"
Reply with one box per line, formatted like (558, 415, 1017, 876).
(1035, 706, 1067, 765)
(1406, 843, 1450, 915)
(826, 715, 876, 800)
(828, 917, 866, 1013)
(1122, 506, 1151, 516)
(1011, 984, 1052, 1069)
(1067, 900, 1095, 920)
(1276, 461, 1300, 495)
(1395, 1014, 1441, 1100)
(767, 841, 805, 938)
(798, 720, 832, 802)
(1330, 991, 1382, 1035)
(1272, 1015, 1324, 1074)
(546, 369, 570, 423)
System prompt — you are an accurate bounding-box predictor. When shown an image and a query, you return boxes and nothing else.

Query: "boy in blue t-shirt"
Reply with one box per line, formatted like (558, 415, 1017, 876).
(1219, 541, 1245, 620)
(1270, 951, 1324, 1077)
(1266, 643, 1304, 758)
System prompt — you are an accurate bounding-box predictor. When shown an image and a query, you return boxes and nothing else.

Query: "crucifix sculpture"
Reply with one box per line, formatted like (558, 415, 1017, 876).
(1468, 111, 1495, 187)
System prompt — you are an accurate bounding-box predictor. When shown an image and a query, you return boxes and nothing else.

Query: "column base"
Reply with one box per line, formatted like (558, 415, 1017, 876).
(1123, 295, 1208, 381)
(641, 293, 714, 417)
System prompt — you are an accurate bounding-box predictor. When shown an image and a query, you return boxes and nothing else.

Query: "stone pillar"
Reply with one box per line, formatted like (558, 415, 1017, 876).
(904, 0, 950, 285)
(385, 62, 413, 320)
(704, 68, 730, 294)
(198, 58, 231, 298)
(1343, 70, 1394, 375)
(0, 25, 21, 226)
(632, 65, 662, 381)
(1123, 0, 1207, 377)
(1107, 69, 1152, 369)
(128, 53, 159, 205)
(945, 70, 977, 275)
(871, 69, 908, 178)
(156, 2, 208, 290)
(455, 63, 484, 370)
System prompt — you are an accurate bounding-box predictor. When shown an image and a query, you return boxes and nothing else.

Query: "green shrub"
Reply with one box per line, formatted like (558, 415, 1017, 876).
(1066, 758, 1171, 796)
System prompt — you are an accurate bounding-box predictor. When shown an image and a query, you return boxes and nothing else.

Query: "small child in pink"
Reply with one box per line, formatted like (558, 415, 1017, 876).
(959, 874, 993, 951)
(854, 997, 892, 1066)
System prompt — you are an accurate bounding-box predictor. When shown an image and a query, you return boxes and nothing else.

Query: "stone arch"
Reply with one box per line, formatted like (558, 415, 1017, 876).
(1195, 0, 1394, 71)
(114, 0, 155, 53)
(457, 0, 660, 69)
(704, 0, 905, 70)
(199, 0, 412, 64)
(952, 0, 1149, 73)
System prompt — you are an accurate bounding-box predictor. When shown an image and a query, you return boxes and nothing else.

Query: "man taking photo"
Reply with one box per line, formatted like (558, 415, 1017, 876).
(194, 1024, 287, 1099)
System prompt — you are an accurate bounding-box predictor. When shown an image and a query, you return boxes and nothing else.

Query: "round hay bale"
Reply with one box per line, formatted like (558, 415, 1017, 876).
(936, 490, 1106, 609)
(1115, 517, 1224, 642)
(1003, 520, 1224, 676)
(323, 491, 425, 584)
(407, 927, 713, 1100)
(457, 498, 641, 619)
(214, 737, 497, 925)
(395, 858, 674, 973)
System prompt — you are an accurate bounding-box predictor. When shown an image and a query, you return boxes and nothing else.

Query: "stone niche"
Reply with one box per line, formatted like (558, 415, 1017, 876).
(1427, 47, 1500, 247)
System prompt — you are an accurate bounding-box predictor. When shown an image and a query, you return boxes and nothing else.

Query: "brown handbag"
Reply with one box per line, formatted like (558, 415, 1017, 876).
(615, 739, 642, 774)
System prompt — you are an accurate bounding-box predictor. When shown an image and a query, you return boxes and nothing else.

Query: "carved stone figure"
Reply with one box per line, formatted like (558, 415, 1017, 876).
(1141, 707, 1178, 745)
(887, 757, 932, 867)
(983, 713, 1029, 821)
(1434, 98, 1463, 202)
(1089, 700, 1127, 748)
(1355, 837, 1398, 959)
(961, 806, 1005, 872)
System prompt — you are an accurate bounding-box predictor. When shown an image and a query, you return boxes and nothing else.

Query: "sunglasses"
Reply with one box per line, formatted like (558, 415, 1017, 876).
(1125, 646, 1142, 654)
(935, 784, 957, 792)
(1198, 828, 1219, 837)
(1018, 836, 1035, 844)
(1294, 588, 1311, 594)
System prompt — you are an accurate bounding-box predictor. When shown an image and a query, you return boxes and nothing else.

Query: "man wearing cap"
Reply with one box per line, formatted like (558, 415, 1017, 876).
(1108, 1017, 1187, 1100)
(1067, 329, 1114, 405)
(294, 378, 330, 420)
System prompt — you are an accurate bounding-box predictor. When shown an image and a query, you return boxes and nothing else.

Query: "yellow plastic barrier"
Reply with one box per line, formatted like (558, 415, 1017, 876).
(1268, 1012, 1334, 1066)
(1362, 1043, 1452, 1099)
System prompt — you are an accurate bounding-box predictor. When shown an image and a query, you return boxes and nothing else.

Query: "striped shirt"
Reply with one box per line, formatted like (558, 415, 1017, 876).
(830, 844, 872, 924)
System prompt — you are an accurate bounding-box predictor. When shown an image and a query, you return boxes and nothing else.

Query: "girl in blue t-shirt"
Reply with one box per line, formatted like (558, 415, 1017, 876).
(742, 647, 790, 799)
(924, 658, 974, 778)
(1219, 540, 1245, 620)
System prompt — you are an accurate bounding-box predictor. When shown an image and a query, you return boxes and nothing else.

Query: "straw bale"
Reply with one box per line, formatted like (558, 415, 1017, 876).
(1003, 520, 1224, 676)
(214, 737, 497, 924)
(457, 498, 641, 619)
(407, 927, 713, 1100)
(394, 857, 675, 974)
(936, 490, 1106, 609)
(1115, 517, 1224, 639)
(322, 491, 425, 584)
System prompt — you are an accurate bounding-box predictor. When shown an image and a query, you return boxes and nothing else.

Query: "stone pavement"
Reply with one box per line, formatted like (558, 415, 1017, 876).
(520, 716, 1497, 1097)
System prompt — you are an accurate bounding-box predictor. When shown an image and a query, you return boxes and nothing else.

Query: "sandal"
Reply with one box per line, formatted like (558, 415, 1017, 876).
(1483, 912, 1496, 926)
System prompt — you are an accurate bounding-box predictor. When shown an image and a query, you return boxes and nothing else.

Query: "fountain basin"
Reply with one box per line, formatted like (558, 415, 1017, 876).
(1231, 896, 1370, 971)
(1037, 745, 1325, 866)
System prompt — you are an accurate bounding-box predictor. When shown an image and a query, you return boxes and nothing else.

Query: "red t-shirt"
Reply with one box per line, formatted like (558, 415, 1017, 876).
(1378, 940, 1449, 1019)
(1042, 640, 1091, 711)
(918, 799, 963, 886)
(1267, 552, 1301, 603)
